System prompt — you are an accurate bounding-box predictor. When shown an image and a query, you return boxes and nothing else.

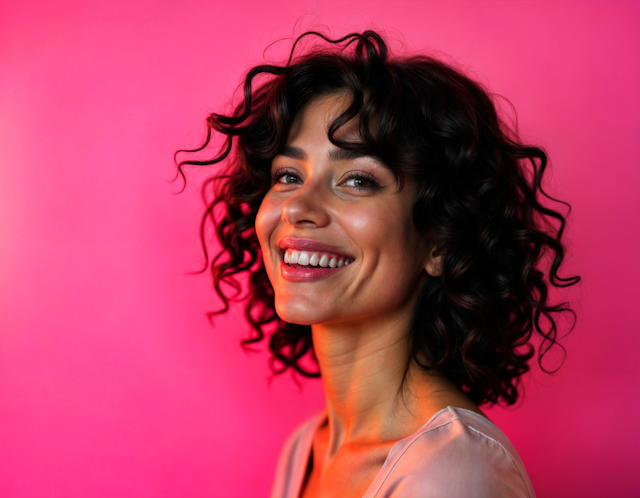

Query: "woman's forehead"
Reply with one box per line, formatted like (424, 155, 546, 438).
(289, 93, 354, 131)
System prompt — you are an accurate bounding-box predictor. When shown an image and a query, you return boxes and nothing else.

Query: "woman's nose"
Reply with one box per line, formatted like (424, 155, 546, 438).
(281, 181, 331, 228)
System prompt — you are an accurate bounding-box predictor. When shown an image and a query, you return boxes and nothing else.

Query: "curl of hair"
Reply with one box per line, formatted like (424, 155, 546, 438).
(175, 30, 580, 405)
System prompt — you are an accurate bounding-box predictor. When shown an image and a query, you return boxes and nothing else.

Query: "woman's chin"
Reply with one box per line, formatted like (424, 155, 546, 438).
(275, 301, 331, 326)
(275, 310, 321, 326)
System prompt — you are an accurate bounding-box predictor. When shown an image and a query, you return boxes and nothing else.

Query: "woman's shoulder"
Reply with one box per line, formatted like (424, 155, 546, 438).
(278, 411, 325, 459)
(368, 406, 536, 498)
(271, 412, 325, 498)
(272, 407, 537, 498)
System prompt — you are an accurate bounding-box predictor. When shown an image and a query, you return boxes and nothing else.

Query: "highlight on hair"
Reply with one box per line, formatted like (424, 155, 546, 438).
(175, 30, 580, 406)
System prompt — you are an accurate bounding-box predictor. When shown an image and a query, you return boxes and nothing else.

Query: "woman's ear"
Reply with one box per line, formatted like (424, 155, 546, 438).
(425, 242, 444, 277)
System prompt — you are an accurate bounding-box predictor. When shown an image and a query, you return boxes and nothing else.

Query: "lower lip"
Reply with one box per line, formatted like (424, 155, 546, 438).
(279, 261, 350, 282)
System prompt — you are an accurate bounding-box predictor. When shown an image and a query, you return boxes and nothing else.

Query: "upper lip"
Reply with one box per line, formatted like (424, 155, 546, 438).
(277, 237, 355, 260)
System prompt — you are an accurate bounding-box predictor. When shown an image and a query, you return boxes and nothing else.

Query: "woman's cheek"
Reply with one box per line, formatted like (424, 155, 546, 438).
(255, 195, 281, 273)
(347, 205, 399, 247)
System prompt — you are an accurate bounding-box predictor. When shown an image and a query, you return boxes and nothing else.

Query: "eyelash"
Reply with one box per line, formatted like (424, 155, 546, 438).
(271, 168, 381, 191)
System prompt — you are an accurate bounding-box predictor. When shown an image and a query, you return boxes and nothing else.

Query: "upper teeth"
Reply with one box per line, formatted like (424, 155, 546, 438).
(284, 249, 353, 268)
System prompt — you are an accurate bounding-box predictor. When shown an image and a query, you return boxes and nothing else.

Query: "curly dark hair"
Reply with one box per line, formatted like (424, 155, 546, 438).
(175, 30, 580, 406)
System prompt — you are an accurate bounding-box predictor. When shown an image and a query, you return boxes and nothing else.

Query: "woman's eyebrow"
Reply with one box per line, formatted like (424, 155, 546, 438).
(328, 148, 371, 162)
(277, 145, 307, 160)
(276, 145, 373, 162)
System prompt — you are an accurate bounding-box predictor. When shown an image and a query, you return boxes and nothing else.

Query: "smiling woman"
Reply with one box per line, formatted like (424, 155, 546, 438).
(176, 31, 580, 498)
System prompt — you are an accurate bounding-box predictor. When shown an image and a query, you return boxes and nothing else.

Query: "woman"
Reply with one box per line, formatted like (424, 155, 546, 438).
(176, 30, 579, 498)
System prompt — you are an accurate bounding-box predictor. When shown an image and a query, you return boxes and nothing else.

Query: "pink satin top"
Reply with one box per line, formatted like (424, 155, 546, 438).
(271, 406, 536, 498)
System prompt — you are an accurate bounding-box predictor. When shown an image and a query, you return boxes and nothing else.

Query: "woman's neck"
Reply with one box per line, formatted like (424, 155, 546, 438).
(311, 308, 469, 457)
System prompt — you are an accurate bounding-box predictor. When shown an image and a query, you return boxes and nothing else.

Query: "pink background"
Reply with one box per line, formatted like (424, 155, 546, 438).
(1, 1, 638, 497)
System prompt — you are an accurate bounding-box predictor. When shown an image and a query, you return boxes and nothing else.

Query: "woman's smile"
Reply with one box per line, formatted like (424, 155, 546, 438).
(277, 237, 354, 281)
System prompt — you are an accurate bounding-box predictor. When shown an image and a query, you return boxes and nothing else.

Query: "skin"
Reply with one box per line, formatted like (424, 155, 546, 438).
(255, 93, 485, 498)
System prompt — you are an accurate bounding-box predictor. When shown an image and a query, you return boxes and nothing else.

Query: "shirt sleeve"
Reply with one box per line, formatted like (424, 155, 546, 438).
(373, 418, 534, 498)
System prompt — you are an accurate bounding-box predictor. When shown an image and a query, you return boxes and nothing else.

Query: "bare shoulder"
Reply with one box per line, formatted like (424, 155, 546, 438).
(366, 407, 536, 498)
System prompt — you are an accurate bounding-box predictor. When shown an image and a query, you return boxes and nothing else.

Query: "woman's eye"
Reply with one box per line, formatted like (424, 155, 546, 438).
(271, 169, 381, 190)
(343, 175, 380, 190)
(271, 169, 300, 185)
(279, 174, 298, 184)
(344, 177, 369, 188)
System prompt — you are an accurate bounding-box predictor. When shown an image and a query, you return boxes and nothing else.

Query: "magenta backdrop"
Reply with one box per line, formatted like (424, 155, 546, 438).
(1, 1, 638, 497)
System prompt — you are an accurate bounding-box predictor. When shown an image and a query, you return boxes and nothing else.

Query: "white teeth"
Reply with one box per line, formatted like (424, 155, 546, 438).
(298, 252, 309, 266)
(284, 248, 354, 268)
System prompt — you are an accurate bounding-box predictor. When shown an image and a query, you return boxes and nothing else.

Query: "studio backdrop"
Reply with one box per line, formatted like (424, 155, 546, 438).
(1, 1, 638, 497)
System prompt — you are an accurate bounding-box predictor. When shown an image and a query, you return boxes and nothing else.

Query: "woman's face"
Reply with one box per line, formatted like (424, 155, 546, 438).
(255, 93, 431, 327)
